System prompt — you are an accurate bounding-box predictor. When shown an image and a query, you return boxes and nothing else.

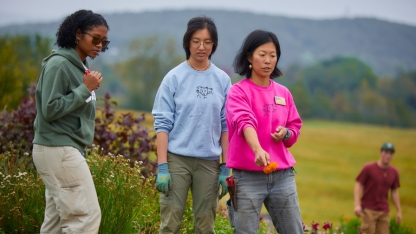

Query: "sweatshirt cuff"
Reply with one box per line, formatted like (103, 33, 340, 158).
(155, 128, 170, 134)
(74, 84, 92, 100)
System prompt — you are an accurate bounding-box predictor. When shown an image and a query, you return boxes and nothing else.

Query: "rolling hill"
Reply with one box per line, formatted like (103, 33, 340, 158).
(1, 9, 416, 76)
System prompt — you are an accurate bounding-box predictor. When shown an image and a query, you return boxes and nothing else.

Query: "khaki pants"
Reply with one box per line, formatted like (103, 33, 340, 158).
(361, 208, 390, 234)
(32, 144, 101, 234)
(159, 152, 220, 234)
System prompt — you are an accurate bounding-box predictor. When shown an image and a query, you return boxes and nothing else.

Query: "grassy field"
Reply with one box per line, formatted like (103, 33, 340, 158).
(113, 108, 416, 231)
(291, 120, 416, 231)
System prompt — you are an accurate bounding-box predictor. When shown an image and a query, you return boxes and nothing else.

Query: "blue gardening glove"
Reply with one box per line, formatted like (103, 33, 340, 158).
(156, 162, 171, 197)
(218, 163, 230, 199)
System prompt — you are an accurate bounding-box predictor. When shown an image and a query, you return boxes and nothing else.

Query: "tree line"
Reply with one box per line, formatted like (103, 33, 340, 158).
(1, 34, 415, 128)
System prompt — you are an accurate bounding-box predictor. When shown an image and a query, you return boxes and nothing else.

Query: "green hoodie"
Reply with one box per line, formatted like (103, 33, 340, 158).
(33, 48, 96, 156)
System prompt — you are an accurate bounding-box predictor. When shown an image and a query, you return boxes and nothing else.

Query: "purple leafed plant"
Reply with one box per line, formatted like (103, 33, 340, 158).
(0, 83, 37, 156)
(94, 93, 157, 177)
(0, 82, 157, 177)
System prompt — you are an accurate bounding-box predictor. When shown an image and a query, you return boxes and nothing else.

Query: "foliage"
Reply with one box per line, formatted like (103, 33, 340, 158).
(336, 218, 414, 234)
(113, 36, 183, 111)
(390, 219, 415, 234)
(87, 146, 160, 233)
(287, 57, 416, 127)
(0, 147, 44, 233)
(0, 83, 36, 156)
(94, 93, 157, 177)
(0, 34, 51, 110)
(338, 218, 361, 234)
(0, 146, 247, 233)
(0, 81, 157, 177)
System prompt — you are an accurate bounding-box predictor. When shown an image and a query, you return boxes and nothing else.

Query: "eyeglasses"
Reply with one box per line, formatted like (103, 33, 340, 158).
(190, 40, 214, 49)
(82, 30, 110, 47)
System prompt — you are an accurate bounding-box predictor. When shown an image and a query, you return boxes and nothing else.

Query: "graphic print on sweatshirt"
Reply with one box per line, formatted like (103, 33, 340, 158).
(196, 86, 213, 99)
(263, 104, 277, 116)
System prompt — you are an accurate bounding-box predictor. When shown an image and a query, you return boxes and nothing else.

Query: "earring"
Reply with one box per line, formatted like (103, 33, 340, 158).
(75, 38, 79, 44)
(249, 64, 252, 69)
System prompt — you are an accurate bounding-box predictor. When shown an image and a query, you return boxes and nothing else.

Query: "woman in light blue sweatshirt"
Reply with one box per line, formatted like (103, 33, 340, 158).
(152, 16, 231, 233)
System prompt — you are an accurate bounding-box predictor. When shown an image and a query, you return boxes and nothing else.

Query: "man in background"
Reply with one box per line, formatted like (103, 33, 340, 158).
(354, 142, 402, 234)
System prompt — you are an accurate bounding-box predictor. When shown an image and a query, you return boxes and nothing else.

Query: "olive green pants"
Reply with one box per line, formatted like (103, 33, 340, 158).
(159, 152, 220, 234)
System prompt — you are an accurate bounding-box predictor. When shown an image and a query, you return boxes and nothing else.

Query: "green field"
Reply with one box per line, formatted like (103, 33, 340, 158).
(290, 120, 416, 230)
(118, 108, 416, 231)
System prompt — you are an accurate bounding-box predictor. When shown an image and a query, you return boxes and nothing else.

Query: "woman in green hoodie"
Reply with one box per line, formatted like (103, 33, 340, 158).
(32, 10, 109, 233)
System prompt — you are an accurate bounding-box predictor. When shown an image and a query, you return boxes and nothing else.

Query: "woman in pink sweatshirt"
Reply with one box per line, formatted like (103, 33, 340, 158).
(226, 30, 303, 234)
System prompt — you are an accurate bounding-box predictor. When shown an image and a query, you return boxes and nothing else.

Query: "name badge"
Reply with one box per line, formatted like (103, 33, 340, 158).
(274, 96, 286, 106)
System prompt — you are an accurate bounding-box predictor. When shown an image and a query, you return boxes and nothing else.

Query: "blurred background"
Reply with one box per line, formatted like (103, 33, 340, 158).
(1, 0, 415, 232)
(1, 0, 416, 126)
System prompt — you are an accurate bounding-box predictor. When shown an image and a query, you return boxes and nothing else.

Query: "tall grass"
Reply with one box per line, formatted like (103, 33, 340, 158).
(0, 145, 267, 233)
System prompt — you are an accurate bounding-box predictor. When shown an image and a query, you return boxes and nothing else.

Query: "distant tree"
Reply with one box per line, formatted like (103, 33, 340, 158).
(290, 81, 313, 118)
(300, 57, 378, 97)
(114, 36, 183, 111)
(378, 72, 416, 127)
(0, 34, 51, 110)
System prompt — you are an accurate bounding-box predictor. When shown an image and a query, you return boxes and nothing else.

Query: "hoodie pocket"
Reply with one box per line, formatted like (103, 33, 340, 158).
(72, 118, 95, 141)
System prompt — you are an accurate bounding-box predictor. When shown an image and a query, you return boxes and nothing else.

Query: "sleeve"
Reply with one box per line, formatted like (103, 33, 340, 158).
(220, 77, 232, 132)
(226, 85, 258, 136)
(356, 165, 368, 185)
(391, 170, 400, 190)
(41, 65, 91, 122)
(152, 81, 175, 134)
(283, 92, 303, 148)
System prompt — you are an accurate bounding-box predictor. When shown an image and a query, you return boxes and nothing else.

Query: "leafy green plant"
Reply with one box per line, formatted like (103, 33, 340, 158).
(0, 147, 44, 233)
(0, 146, 240, 233)
(390, 219, 415, 234)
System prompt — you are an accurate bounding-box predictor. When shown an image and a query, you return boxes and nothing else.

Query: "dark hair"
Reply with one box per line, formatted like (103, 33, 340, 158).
(233, 30, 283, 79)
(183, 16, 218, 60)
(56, 10, 109, 52)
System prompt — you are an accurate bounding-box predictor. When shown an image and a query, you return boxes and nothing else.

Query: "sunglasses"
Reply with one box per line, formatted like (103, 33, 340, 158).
(82, 30, 110, 47)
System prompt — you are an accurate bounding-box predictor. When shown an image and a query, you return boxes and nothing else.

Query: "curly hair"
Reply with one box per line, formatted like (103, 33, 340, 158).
(56, 10, 109, 52)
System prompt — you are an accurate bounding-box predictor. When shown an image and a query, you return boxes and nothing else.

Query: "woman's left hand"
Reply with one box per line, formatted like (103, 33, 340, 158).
(271, 126, 287, 142)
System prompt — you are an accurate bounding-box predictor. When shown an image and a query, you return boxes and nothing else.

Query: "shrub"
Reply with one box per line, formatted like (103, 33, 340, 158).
(337, 217, 415, 234)
(0, 147, 44, 233)
(94, 93, 157, 177)
(0, 82, 157, 177)
(0, 146, 243, 233)
(0, 83, 36, 156)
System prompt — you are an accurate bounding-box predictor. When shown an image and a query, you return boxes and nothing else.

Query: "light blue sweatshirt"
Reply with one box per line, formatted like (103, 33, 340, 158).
(152, 61, 231, 160)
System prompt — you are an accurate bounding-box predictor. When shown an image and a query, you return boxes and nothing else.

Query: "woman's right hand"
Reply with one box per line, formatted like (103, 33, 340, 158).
(84, 71, 103, 91)
(254, 148, 270, 167)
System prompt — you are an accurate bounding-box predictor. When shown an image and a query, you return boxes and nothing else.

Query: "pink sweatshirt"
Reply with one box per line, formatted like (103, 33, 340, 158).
(226, 79, 302, 171)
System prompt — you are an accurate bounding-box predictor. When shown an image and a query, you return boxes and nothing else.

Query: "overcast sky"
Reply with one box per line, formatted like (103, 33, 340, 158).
(1, 0, 415, 27)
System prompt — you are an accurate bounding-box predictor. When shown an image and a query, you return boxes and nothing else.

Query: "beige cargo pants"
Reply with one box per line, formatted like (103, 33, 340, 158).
(32, 144, 101, 234)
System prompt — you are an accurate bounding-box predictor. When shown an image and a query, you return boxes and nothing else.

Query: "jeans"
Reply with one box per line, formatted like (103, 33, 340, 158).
(228, 168, 303, 234)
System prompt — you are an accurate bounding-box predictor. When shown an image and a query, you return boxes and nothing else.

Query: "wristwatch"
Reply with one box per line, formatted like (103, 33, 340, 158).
(283, 128, 291, 141)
